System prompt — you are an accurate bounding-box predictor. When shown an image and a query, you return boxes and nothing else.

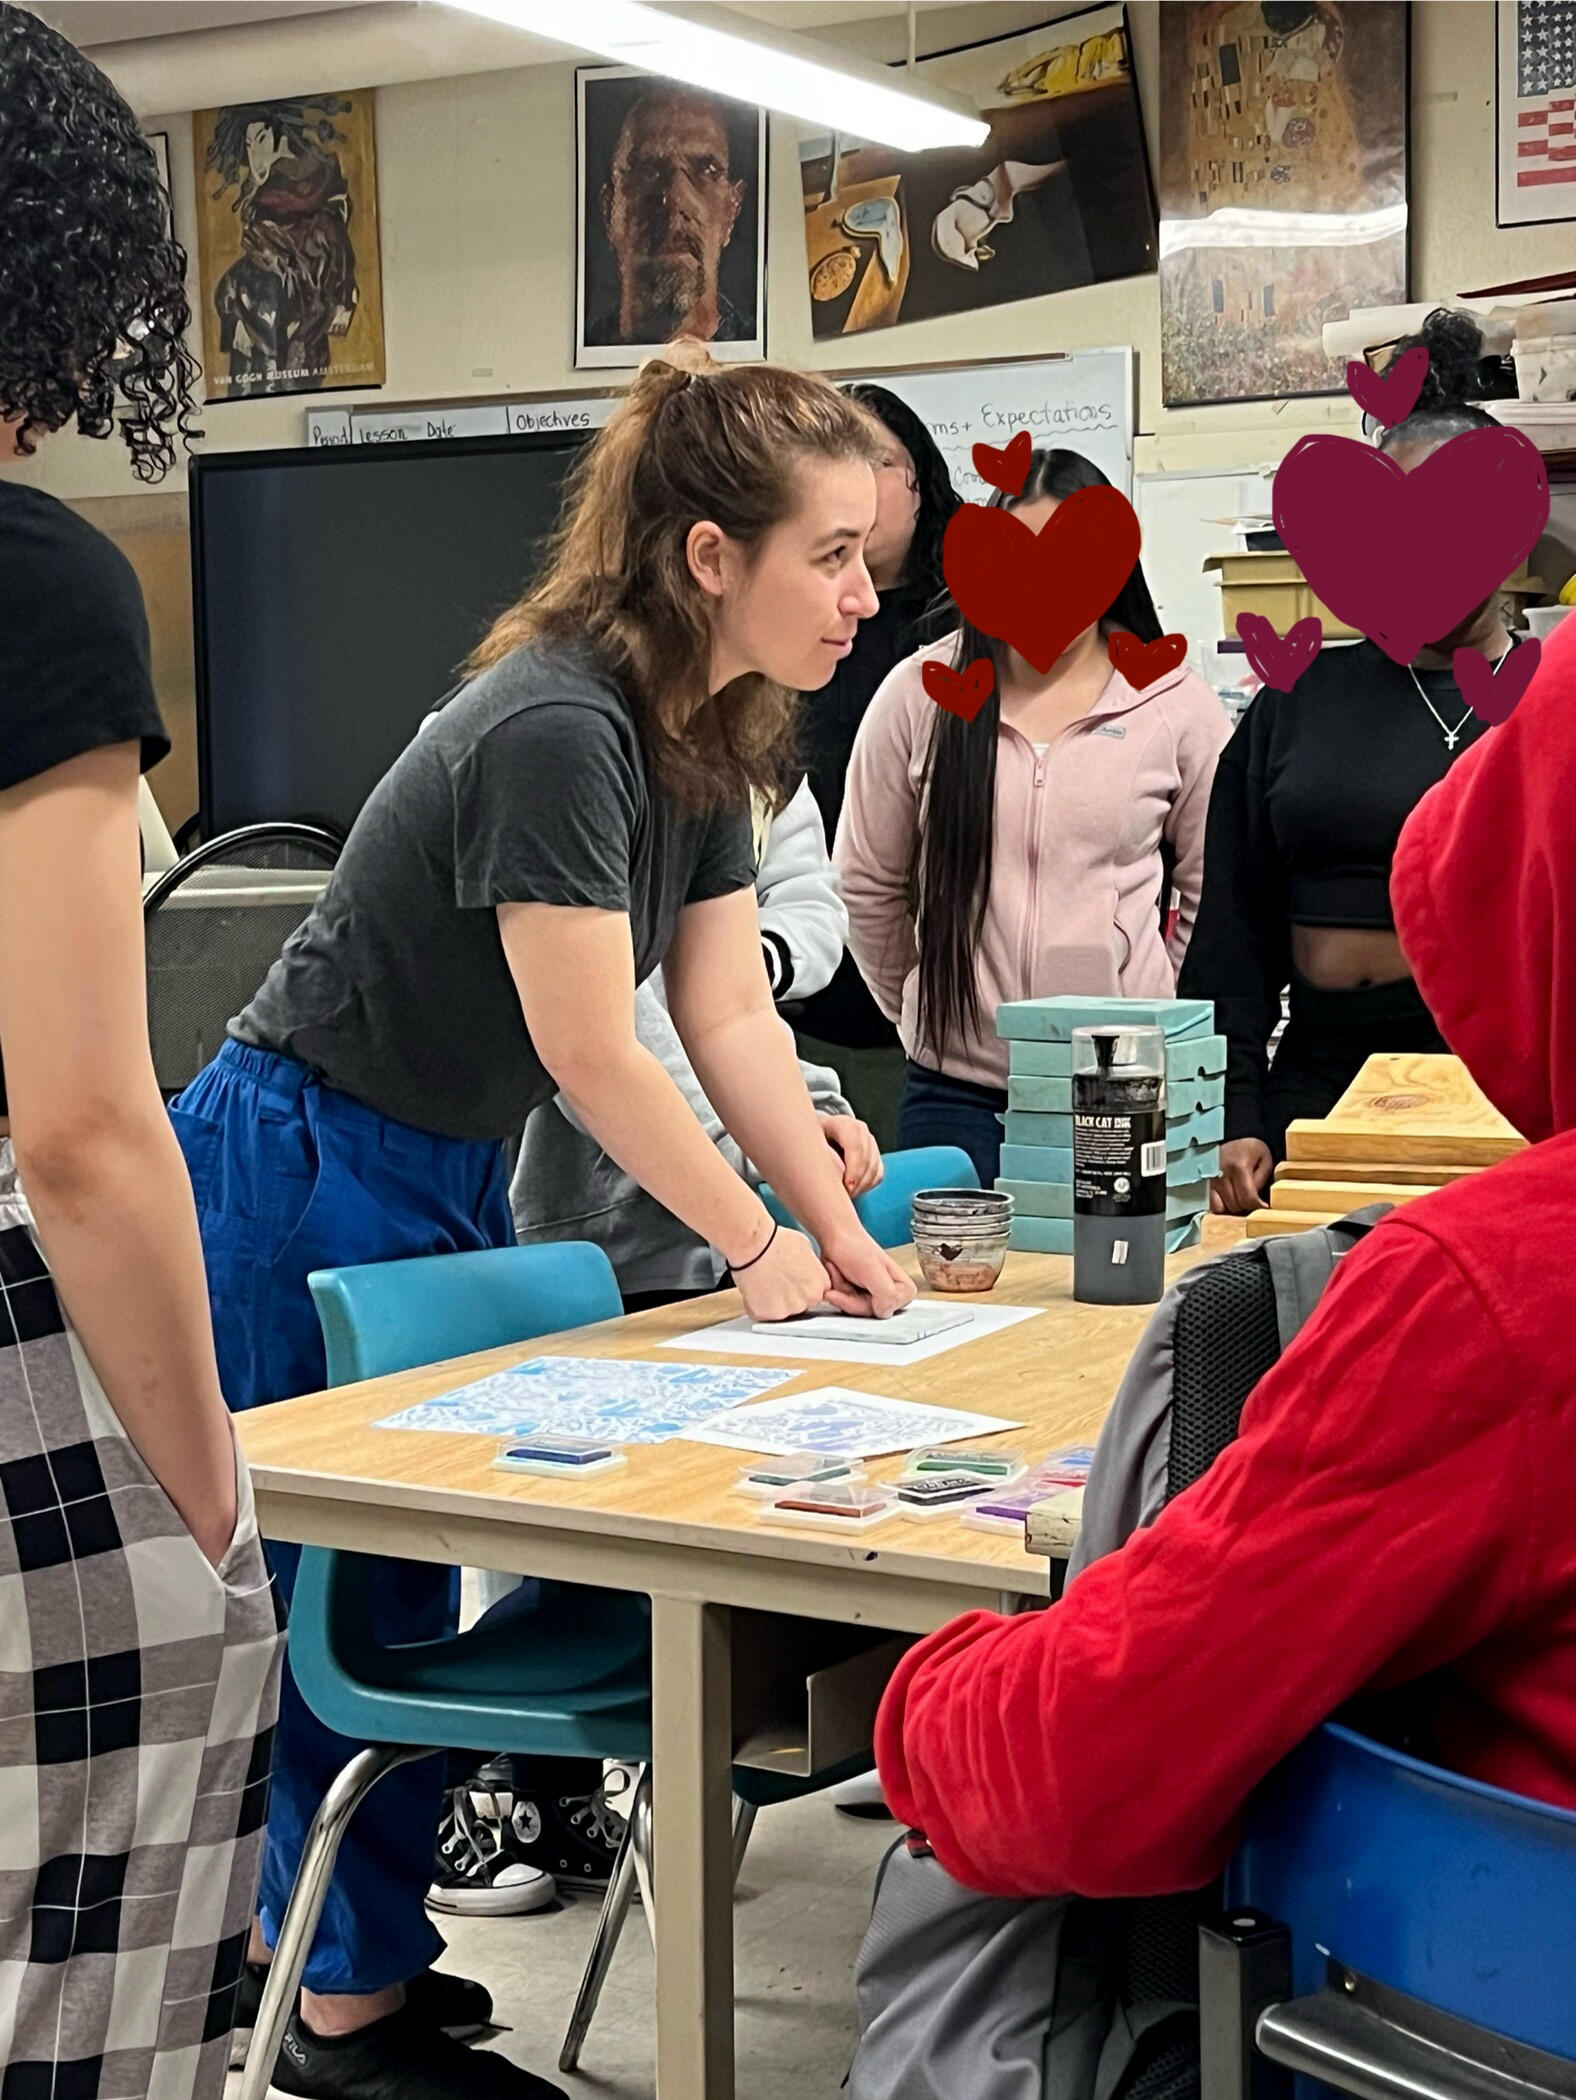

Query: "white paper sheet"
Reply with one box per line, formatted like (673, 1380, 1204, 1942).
(680, 1386, 1024, 1460)
(660, 1299, 1043, 1368)
(373, 1356, 797, 1445)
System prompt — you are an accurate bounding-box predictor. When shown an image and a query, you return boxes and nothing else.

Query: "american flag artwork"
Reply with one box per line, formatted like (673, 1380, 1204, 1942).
(1499, 1, 1576, 224)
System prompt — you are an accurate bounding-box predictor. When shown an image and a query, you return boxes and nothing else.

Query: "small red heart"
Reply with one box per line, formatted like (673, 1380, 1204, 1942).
(943, 486, 1142, 677)
(1236, 611, 1323, 693)
(1108, 631, 1188, 690)
(972, 430, 1032, 498)
(1345, 345, 1428, 430)
(922, 656, 996, 723)
(1453, 637, 1540, 726)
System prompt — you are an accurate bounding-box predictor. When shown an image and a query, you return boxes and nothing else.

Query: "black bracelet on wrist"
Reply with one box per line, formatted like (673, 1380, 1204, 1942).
(731, 1220, 778, 1274)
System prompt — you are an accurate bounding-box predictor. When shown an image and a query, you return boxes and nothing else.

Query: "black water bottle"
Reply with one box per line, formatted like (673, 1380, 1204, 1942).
(1072, 1025, 1167, 1306)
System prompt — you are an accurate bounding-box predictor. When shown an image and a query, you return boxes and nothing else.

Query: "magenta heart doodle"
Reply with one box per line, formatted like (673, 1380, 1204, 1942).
(1236, 611, 1323, 693)
(1273, 426, 1549, 666)
(1346, 345, 1427, 429)
(1454, 638, 1542, 727)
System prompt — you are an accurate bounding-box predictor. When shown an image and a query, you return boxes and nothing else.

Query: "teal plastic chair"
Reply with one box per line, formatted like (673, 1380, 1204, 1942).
(240, 1241, 652, 2099)
(310, 1239, 626, 1385)
(759, 1143, 979, 1249)
(1203, 1721, 1576, 2099)
(247, 1241, 882, 2090)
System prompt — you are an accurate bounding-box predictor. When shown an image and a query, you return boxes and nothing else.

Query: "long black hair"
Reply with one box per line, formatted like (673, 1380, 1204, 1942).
(0, 4, 201, 481)
(842, 382, 961, 614)
(912, 448, 1163, 1063)
(1378, 308, 1500, 455)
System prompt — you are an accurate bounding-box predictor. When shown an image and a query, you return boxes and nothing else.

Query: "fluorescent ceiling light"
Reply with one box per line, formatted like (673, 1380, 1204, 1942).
(442, 0, 991, 153)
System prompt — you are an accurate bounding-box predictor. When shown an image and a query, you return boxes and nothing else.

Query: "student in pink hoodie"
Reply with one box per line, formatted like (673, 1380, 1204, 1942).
(836, 448, 1231, 1184)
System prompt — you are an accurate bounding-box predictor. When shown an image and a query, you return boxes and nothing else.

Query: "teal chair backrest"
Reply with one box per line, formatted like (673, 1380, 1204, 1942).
(759, 1144, 979, 1251)
(307, 1240, 624, 1386)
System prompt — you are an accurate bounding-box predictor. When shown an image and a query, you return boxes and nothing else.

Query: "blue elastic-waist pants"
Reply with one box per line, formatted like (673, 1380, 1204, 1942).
(170, 1040, 514, 1995)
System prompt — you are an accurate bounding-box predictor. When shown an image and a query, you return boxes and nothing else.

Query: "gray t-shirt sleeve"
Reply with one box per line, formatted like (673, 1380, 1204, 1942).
(685, 801, 756, 907)
(450, 701, 638, 912)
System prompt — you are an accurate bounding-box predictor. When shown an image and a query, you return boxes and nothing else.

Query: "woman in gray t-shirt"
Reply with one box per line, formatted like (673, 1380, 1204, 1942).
(167, 349, 916, 2100)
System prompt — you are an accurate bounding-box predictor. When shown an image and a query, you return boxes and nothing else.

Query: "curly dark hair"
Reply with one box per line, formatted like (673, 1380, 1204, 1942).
(0, 3, 201, 480)
(1379, 308, 1499, 455)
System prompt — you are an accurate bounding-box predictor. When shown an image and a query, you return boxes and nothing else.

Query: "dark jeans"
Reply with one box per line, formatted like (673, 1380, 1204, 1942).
(1265, 972, 1447, 1161)
(897, 1061, 1009, 1189)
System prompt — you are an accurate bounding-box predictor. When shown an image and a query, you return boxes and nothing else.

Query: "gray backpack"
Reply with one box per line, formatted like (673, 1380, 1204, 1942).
(849, 1209, 1392, 2100)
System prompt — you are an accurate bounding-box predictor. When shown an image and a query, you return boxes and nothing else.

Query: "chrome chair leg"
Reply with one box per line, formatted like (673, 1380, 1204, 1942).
(630, 1767, 656, 1947)
(731, 1797, 758, 1886)
(558, 1765, 645, 2074)
(237, 1743, 432, 2100)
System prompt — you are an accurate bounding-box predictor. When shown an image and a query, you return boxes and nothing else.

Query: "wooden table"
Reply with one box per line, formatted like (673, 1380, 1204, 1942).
(239, 1241, 1225, 2100)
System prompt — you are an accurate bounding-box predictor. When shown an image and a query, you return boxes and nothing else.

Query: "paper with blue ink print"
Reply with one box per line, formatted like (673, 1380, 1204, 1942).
(680, 1385, 1022, 1460)
(374, 1356, 798, 1445)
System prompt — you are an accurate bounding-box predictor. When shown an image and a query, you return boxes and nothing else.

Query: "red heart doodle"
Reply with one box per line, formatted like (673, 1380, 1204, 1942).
(1273, 427, 1548, 666)
(943, 486, 1141, 677)
(1453, 637, 1541, 726)
(1345, 345, 1428, 429)
(921, 656, 996, 723)
(1108, 630, 1188, 690)
(1236, 611, 1324, 693)
(972, 430, 1032, 498)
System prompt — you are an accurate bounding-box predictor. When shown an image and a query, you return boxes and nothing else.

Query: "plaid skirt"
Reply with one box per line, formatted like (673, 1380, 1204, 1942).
(0, 1145, 285, 2099)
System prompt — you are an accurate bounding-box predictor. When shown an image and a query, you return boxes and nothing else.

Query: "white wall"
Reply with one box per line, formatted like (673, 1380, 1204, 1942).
(17, 0, 1575, 505)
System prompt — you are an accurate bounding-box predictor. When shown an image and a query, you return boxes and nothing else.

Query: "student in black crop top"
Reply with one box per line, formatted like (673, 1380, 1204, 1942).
(1179, 311, 1521, 1213)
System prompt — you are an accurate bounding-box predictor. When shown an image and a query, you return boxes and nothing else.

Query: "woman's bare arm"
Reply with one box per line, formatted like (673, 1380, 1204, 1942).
(0, 745, 238, 1563)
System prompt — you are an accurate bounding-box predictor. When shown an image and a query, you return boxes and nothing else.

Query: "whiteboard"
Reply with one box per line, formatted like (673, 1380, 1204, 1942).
(856, 348, 1134, 501)
(302, 351, 1133, 496)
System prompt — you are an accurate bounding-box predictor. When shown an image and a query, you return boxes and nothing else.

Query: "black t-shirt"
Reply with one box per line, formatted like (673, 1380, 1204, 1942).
(1178, 637, 1498, 1143)
(234, 643, 756, 1142)
(0, 483, 169, 1119)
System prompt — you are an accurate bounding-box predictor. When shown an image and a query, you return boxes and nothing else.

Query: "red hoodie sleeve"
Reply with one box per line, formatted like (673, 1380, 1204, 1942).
(876, 1221, 1533, 1899)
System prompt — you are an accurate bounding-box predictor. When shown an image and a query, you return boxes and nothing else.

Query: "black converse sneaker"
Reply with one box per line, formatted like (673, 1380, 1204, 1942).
(488, 1756, 628, 1894)
(428, 1766, 558, 1918)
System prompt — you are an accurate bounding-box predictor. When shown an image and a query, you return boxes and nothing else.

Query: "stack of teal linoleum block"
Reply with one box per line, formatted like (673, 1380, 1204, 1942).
(992, 996, 1223, 1256)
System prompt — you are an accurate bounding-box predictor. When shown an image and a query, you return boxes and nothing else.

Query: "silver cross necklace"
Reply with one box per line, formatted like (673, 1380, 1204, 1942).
(1407, 642, 1513, 752)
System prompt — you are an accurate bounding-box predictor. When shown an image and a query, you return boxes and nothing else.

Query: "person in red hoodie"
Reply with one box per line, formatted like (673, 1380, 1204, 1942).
(874, 607, 1576, 1903)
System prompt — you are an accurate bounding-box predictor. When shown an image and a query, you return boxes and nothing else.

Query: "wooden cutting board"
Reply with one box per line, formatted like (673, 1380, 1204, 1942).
(1267, 1179, 1435, 1213)
(1274, 1158, 1481, 1187)
(1284, 1055, 1525, 1168)
(1246, 1209, 1338, 1238)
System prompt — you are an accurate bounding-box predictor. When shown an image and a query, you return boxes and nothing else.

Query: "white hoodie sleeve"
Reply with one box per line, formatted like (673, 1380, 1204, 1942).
(756, 777, 848, 1003)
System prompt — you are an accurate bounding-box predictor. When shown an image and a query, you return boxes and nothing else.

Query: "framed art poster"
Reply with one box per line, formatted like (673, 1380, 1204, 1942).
(1497, 1, 1576, 227)
(799, 6, 1156, 340)
(1158, 2, 1409, 406)
(576, 66, 766, 368)
(194, 89, 385, 401)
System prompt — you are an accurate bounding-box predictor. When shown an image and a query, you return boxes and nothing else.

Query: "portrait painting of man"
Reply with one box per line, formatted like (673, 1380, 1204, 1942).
(577, 67, 765, 367)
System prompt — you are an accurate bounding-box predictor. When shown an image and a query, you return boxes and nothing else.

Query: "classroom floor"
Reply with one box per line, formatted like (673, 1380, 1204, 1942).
(237, 1788, 896, 2100)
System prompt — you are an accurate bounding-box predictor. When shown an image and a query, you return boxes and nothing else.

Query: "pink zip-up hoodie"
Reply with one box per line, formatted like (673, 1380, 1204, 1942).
(835, 637, 1232, 1091)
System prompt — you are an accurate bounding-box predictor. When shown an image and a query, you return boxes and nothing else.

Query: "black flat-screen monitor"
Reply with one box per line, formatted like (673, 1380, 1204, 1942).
(191, 432, 590, 838)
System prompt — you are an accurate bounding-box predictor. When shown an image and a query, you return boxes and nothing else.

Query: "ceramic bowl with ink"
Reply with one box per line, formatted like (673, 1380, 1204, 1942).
(910, 1188, 1013, 1294)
